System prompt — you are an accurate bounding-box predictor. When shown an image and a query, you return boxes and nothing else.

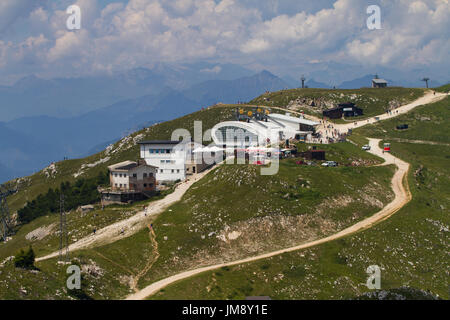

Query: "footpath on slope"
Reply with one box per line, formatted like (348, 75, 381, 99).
(36, 166, 217, 262)
(126, 89, 448, 300)
(126, 138, 412, 300)
(36, 90, 443, 294)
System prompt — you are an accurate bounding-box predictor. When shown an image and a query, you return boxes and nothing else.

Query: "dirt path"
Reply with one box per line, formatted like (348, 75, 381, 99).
(37, 90, 443, 295)
(130, 225, 160, 293)
(227, 91, 447, 141)
(330, 91, 447, 134)
(126, 138, 411, 300)
(36, 166, 217, 262)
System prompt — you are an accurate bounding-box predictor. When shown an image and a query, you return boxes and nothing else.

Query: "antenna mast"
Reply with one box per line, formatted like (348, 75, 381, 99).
(59, 193, 69, 262)
(301, 75, 306, 89)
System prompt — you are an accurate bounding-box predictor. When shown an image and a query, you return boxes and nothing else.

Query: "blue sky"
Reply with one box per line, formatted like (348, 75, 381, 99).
(0, 0, 448, 85)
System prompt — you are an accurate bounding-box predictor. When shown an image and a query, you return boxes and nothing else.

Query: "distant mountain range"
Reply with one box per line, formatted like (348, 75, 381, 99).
(0, 62, 255, 121)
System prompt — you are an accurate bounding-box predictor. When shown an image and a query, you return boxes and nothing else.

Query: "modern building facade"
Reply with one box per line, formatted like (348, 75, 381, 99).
(211, 112, 319, 148)
(138, 140, 212, 182)
(138, 141, 188, 182)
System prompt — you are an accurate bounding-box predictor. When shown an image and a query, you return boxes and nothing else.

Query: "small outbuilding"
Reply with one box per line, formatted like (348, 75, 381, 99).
(101, 160, 159, 205)
(323, 103, 363, 119)
(372, 77, 388, 88)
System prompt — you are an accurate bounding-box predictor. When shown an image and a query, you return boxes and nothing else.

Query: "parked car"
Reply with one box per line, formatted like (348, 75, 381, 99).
(322, 161, 338, 167)
(362, 145, 371, 151)
(396, 124, 408, 130)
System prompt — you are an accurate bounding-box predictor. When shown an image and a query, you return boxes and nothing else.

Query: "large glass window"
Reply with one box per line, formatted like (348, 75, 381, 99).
(215, 126, 258, 147)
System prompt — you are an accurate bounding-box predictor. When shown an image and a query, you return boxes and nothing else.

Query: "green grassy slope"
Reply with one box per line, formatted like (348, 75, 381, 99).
(0, 189, 173, 262)
(149, 98, 450, 300)
(6, 106, 241, 215)
(434, 83, 450, 93)
(0, 145, 394, 299)
(136, 157, 394, 289)
(0, 88, 435, 300)
(354, 96, 450, 143)
(249, 87, 425, 120)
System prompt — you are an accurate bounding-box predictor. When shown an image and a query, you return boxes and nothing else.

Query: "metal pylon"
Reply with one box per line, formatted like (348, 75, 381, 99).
(59, 193, 69, 262)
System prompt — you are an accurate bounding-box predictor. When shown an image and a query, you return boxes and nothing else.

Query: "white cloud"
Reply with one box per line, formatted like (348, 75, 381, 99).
(0, 0, 448, 82)
(200, 65, 222, 73)
(0, 0, 35, 33)
(47, 30, 90, 62)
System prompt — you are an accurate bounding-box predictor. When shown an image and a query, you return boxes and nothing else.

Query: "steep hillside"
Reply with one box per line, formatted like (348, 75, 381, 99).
(5, 106, 239, 215)
(0, 142, 395, 299)
(1, 100, 400, 300)
(152, 97, 450, 300)
(2, 70, 293, 183)
(1, 89, 440, 300)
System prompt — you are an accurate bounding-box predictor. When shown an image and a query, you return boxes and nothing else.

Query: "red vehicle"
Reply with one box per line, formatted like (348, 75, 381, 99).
(383, 143, 391, 152)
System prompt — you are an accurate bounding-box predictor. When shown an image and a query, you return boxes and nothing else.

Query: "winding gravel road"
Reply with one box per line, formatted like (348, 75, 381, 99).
(125, 138, 411, 300)
(34, 90, 446, 298)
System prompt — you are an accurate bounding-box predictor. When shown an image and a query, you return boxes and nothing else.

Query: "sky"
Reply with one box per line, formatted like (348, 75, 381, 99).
(0, 0, 448, 85)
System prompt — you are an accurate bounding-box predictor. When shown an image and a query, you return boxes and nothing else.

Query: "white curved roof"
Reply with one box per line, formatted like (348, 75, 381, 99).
(269, 113, 319, 126)
(211, 113, 317, 147)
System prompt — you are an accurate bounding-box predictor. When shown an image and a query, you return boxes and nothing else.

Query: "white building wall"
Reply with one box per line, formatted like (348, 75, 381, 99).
(111, 171, 130, 189)
(129, 165, 157, 179)
(278, 120, 300, 132)
(140, 143, 188, 182)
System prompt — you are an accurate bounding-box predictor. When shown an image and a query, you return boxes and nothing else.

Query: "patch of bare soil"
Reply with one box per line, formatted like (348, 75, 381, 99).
(25, 223, 56, 241)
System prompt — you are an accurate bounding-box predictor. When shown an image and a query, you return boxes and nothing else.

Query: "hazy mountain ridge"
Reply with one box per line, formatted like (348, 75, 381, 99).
(0, 62, 254, 122)
(0, 69, 289, 183)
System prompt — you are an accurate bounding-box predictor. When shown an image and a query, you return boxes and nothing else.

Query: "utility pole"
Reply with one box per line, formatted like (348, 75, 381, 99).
(59, 193, 69, 262)
(301, 75, 306, 89)
(0, 185, 16, 242)
(421, 77, 430, 88)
